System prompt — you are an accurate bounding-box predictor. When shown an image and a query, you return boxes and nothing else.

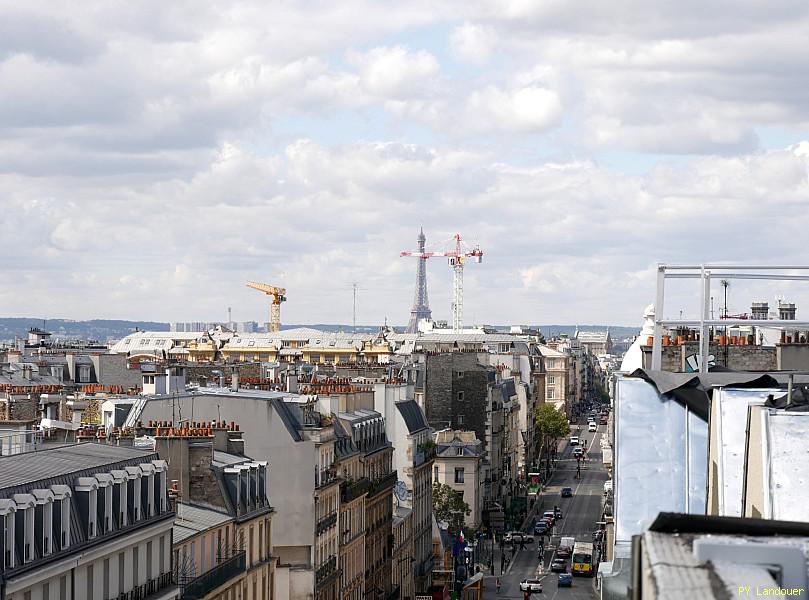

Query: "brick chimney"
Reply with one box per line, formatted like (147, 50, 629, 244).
(151, 424, 225, 507)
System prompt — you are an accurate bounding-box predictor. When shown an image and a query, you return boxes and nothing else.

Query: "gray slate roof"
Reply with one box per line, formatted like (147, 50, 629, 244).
(0, 443, 156, 491)
(395, 400, 428, 434)
(174, 503, 232, 543)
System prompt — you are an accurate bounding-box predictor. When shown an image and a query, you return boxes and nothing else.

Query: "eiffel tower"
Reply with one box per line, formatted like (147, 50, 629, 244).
(406, 228, 432, 333)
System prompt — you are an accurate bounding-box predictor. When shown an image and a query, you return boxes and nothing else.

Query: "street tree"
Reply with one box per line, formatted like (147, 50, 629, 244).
(535, 403, 571, 477)
(432, 482, 471, 534)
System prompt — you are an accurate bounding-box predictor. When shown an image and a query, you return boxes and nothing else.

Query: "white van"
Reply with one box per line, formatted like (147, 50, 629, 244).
(604, 480, 613, 495)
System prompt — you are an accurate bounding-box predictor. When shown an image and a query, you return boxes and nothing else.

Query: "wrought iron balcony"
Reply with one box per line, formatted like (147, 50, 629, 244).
(367, 470, 397, 498)
(316, 555, 340, 585)
(181, 552, 246, 599)
(316, 512, 338, 535)
(340, 477, 370, 503)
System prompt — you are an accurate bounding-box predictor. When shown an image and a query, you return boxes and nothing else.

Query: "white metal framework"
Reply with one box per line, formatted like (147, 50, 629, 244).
(652, 264, 809, 373)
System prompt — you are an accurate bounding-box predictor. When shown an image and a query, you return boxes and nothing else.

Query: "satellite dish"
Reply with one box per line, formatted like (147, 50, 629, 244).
(394, 481, 408, 504)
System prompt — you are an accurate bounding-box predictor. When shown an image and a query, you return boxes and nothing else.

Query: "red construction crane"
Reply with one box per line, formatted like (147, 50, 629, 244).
(401, 233, 483, 332)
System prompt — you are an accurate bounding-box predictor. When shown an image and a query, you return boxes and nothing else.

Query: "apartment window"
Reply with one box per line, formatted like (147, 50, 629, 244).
(78, 365, 91, 383)
(119, 553, 125, 595)
(457, 371, 464, 378)
(103, 558, 110, 599)
(86, 564, 94, 600)
(547, 375, 555, 385)
(457, 391, 464, 402)
(456, 446, 464, 456)
(310, 354, 320, 363)
(50, 366, 63, 380)
(547, 388, 555, 399)
(546, 359, 555, 369)
(457, 415, 464, 425)
(454, 468, 465, 484)
(147, 540, 153, 581)
(434, 466, 439, 482)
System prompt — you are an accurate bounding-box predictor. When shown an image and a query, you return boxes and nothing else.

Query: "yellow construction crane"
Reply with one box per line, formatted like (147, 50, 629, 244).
(246, 281, 287, 332)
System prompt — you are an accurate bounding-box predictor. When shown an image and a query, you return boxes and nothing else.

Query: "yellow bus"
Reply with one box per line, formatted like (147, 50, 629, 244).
(572, 541, 594, 576)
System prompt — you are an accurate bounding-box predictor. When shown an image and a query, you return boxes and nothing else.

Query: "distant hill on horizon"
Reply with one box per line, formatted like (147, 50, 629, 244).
(0, 318, 639, 343)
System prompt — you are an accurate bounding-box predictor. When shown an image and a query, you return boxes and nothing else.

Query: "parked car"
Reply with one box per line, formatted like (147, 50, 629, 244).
(569, 436, 579, 445)
(520, 579, 543, 593)
(588, 422, 597, 432)
(551, 558, 568, 573)
(573, 447, 584, 458)
(543, 510, 556, 524)
(561, 487, 573, 498)
(504, 531, 534, 544)
(558, 573, 573, 587)
(600, 417, 608, 425)
(554, 507, 563, 519)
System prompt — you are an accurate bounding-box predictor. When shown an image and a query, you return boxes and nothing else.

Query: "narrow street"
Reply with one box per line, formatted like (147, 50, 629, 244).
(482, 419, 608, 600)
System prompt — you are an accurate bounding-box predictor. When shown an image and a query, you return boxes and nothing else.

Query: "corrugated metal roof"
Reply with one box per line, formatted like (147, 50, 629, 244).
(0, 443, 157, 491)
(766, 410, 809, 521)
(713, 388, 777, 517)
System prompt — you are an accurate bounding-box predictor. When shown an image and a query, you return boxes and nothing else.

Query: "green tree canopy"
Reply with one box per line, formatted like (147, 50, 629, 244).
(432, 482, 471, 534)
(535, 403, 570, 439)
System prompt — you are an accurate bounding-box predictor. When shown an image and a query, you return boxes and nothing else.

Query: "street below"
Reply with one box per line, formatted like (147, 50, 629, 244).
(482, 418, 607, 600)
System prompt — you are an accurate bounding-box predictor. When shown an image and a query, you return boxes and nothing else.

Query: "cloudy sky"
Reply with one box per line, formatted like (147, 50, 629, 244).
(3, 1, 809, 328)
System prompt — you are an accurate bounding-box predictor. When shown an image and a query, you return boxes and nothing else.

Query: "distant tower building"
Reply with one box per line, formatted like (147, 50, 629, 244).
(406, 228, 432, 333)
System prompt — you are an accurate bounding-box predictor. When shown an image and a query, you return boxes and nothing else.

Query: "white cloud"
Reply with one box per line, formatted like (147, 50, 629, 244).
(349, 46, 440, 99)
(449, 22, 496, 64)
(3, 2, 809, 326)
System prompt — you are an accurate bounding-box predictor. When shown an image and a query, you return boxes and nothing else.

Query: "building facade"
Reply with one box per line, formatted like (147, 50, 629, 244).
(0, 443, 177, 600)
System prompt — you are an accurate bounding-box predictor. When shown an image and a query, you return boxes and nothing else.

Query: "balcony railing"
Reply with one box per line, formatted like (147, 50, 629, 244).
(119, 572, 176, 600)
(316, 555, 339, 585)
(340, 477, 370, 503)
(367, 471, 397, 498)
(415, 555, 434, 578)
(316, 512, 338, 536)
(315, 467, 339, 489)
(181, 552, 246, 599)
(414, 445, 436, 467)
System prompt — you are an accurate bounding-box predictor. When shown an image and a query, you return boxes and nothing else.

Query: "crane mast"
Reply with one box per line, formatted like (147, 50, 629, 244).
(400, 232, 482, 333)
(246, 281, 287, 332)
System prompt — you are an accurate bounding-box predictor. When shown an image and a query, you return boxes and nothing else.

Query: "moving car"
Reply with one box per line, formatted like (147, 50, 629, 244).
(600, 416, 608, 425)
(543, 510, 556, 524)
(588, 422, 597, 432)
(569, 436, 579, 445)
(551, 557, 568, 573)
(534, 521, 549, 535)
(561, 487, 573, 498)
(519, 579, 543, 593)
(504, 531, 534, 544)
(558, 573, 573, 587)
(554, 507, 563, 519)
(557, 536, 575, 558)
(573, 447, 584, 458)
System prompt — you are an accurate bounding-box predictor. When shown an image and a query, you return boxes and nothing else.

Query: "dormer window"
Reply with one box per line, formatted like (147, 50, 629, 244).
(13, 494, 36, 563)
(78, 365, 91, 383)
(50, 485, 71, 551)
(110, 470, 129, 528)
(125, 467, 142, 523)
(74, 478, 99, 539)
(139, 463, 156, 518)
(0, 499, 16, 570)
(32, 489, 54, 556)
(95, 474, 113, 535)
(152, 460, 167, 514)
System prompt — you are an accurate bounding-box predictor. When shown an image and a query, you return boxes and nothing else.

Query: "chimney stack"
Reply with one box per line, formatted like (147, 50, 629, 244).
(779, 301, 797, 321)
(751, 302, 769, 321)
(230, 368, 239, 392)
